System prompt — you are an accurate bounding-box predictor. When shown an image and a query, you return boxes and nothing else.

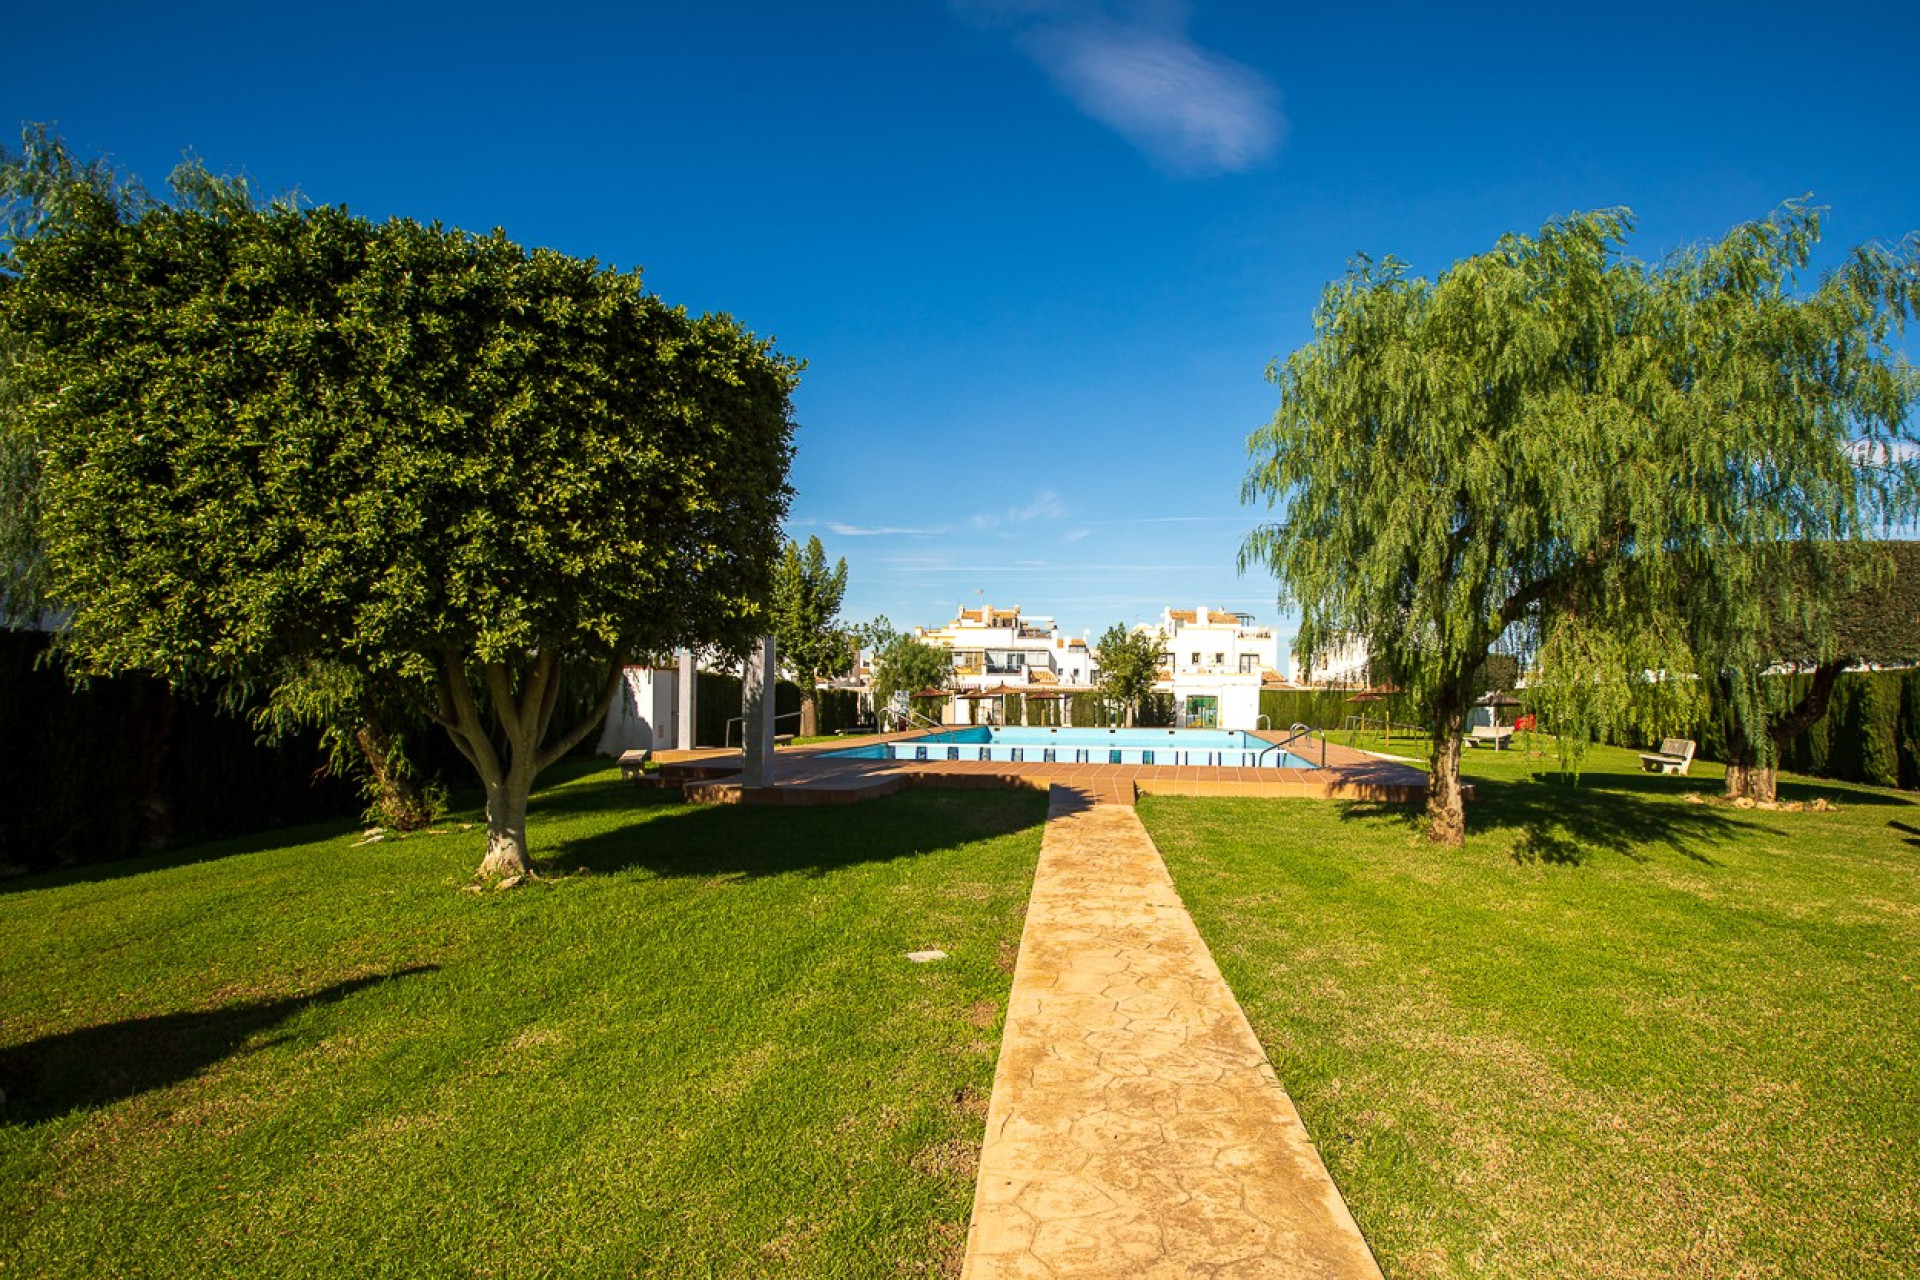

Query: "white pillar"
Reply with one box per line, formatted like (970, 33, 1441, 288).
(741, 635, 777, 788)
(675, 650, 695, 751)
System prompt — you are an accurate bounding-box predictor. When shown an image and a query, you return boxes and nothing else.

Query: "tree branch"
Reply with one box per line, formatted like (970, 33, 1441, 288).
(530, 649, 563, 749)
(485, 662, 523, 748)
(1770, 659, 1847, 748)
(443, 651, 504, 788)
(535, 653, 625, 773)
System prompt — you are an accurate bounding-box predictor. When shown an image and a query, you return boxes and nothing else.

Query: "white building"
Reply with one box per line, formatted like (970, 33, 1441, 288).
(1143, 607, 1282, 730)
(595, 665, 682, 755)
(914, 605, 1097, 724)
(1288, 635, 1372, 686)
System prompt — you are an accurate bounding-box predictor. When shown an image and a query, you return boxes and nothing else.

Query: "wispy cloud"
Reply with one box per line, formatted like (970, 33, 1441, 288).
(1064, 527, 1092, 542)
(827, 521, 949, 537)
(1087, 514, 1256, 524)
(969, 488, 1070, 530)
(953, 1, 1283, 176)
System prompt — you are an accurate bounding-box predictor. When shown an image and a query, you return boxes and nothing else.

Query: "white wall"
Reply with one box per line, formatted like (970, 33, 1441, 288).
(596, 667, 679, 755)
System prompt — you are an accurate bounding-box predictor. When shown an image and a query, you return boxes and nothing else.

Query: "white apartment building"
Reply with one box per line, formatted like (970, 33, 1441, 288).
(1143, 607, 1282, 730)
(916, 605, 1097, 690)
(914, 605, 1096, 723)
(1288, 635, 1372, 686)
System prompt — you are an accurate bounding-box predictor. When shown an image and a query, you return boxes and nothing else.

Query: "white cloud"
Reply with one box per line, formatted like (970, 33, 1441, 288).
(970, 488, 1069, 529)
(827, 521, 949, 537)
(957, 1, 1284, 176)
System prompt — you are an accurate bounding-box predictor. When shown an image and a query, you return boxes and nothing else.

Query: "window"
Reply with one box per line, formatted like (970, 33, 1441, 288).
(985, 650, 1024, 674)
(1239, 654, 1258, 674)
(1190, 652, 1201, 665)
(1213, 652, 1226, 666)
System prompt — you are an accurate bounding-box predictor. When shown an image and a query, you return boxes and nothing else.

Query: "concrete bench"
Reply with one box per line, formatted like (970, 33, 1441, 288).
(1466, 724, 1514, 750)
(617, 749, 651, 782)
(1639, 738, 1696, 775)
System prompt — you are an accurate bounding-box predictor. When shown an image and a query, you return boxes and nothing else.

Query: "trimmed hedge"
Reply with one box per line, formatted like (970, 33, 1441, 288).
(1774, 669, 1920, 790)
(0, 630, 357, 874)
(1260, 687, 1426, 734)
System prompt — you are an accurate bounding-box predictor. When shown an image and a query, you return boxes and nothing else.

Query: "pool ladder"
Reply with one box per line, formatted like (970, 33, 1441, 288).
(1265, 721, 1328, 769)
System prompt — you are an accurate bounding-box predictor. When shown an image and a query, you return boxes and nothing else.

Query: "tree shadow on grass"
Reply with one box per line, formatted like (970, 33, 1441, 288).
(0, 965, 438, 1125)
(539, 786, 1051, 881)
(1332, 777, 1772, 868)
(1479, 774, 1781, 867)
(0, 812, 366, 898)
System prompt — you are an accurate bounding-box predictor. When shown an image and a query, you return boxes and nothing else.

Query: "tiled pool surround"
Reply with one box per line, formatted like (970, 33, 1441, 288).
(821, 726, 1317, 769)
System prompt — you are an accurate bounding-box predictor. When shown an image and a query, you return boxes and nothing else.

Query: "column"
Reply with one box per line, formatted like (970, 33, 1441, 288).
(741, 635, 777, 788)
(676, 649, 696, 751)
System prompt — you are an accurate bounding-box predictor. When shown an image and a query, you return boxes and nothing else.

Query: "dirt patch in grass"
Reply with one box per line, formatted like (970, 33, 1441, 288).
(910, 1137, 980, 1182)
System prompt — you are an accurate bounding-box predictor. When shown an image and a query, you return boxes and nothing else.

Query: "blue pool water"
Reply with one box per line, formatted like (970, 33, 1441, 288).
(821, 726, 1315, 769)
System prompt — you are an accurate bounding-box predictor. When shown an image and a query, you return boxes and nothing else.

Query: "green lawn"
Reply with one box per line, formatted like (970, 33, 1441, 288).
(0, 765, 1046, 1279)
(1140, 740, 1920, 1280)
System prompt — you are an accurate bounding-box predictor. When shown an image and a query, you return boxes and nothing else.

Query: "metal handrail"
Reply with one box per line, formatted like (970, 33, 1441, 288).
(1267, 722, 1328, 768)
(724, 709, 803, 747)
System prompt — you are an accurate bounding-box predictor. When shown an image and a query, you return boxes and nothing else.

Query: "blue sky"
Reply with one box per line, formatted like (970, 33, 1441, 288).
(8, 0, 1918, 648)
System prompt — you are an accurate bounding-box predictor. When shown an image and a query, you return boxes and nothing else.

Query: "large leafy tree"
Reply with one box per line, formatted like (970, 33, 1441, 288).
(4, 192, 798, 877)
(770, 535, 851, 737)
(1095, 623, 1166, 727)
(2, 130, 453, 829)
(1243, 205, 1918, 844)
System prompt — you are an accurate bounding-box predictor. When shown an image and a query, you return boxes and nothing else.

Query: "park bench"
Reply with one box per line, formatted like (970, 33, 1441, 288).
(1639, 738, 1696, 775)
(618, 749, 651, 782)
(1466, 723, 1514, 750)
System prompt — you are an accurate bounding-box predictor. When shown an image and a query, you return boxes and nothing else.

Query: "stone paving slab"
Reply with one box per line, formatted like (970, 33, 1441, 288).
(960, 786, 1384, 1279)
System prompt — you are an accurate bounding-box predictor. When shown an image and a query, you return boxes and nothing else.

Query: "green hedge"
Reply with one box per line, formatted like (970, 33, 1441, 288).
(1773, 669, 1919, 790)
(1259, 687, 1426, 734)
(693, 671, 806, 746)
(0, 630, 357, 874)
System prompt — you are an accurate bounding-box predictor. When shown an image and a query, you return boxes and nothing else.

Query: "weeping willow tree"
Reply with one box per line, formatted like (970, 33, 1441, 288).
(1243, 203, 1919, 845)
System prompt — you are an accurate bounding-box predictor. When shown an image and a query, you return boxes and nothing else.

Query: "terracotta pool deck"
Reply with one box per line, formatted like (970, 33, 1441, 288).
(654, 730, 1444, 807)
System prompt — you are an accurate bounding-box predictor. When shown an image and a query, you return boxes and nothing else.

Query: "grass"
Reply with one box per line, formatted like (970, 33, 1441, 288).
(0, 764, 1046, 1279)
(1139, 738, 1920, 1280)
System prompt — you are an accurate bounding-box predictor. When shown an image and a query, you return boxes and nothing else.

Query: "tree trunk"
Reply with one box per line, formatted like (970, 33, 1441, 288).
(478, 772, 533, 878)
(432, 647, 629, 882)
(354, 720, 433, 830)
(1722, 660, 1841, 807)
(1425, 704, 1468, 846)
(799, 691, 818, 738)
(1723, 758, 1778, 803)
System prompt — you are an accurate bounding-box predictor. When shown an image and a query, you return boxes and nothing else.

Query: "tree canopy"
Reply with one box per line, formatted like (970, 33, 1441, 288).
(870, 635, 950, 726)
(3, 187, 799, 875)
(770, 535, 851, 736)
(1243, 204, 1919, 842)
(1095, 624, 1166, 727)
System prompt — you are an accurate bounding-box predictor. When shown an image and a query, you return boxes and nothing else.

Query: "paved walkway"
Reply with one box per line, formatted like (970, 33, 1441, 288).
(961, 785, 1384, 1279)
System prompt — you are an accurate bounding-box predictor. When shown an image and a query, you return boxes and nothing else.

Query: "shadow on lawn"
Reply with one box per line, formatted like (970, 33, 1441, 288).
(1339, 774, 1777, 868)
(0, 965, 438, 1124)
(539, 785, 1050, 881)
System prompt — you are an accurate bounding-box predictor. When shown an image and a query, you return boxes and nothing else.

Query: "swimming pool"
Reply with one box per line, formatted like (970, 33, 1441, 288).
(821, 726, 1316, 769)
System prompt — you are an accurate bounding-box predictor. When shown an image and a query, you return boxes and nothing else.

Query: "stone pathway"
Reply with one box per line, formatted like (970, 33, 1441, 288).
(960, 785, 1384, 1279)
